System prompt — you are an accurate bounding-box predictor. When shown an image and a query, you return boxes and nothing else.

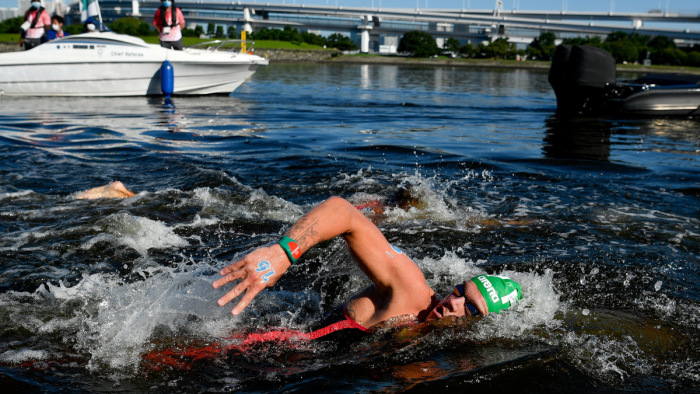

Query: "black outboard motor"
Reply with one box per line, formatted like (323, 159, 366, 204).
(548, 45, 617, 115)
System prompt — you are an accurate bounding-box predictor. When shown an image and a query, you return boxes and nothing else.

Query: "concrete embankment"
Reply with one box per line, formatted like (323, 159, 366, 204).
(255, 48, 337, 62)
(260, 48, 700, 75)
(0, 43, 20, 53)
(324, 54, 552, 70)
(259, 49, 554, 71)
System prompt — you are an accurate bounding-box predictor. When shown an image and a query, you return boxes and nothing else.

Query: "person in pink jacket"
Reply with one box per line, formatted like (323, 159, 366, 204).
(153, 0, 186, 50)
(19, 1, 51, 50)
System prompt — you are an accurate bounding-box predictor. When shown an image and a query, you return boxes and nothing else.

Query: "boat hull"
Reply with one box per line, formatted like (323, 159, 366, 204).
(549, 44, 700, 117)
(0, 33, 268, 96)
(622, 88, 700, 117)
(0, 61, 263, 96)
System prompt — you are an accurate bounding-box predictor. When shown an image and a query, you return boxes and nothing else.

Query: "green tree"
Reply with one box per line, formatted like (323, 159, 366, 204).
(459, 43, 475, 57)
(604, 40, 639, 63)
(181, 27, 196, 37)
(207, 22, 215, 36)
(194, 25, 204, 37)
(250, 26, 341, 48)
(227, 25, 236, 39)
(251, 28, 275, 40)
(0, 16, 23, 34)
(687, 51, 700, 67)
(280, 26, 302, 44)
(251, 28, 278, 40)
(215, 25, 225, 38)
(64, 24, 84, 35)
(327, 33, 357, 51)
(301, 31, 326, 46)
(527, 31, 557, 60)
(602, 31, 649, 63)
(647, 35, 675, 51)
(109, 17, 154, 36)
(483, 37, 514, 59)
(252, 26, 304, 43)
(561, 36, 602, 46)
(646, 35, 679, 64)
(444, 37, 461, 53)
(559, 33, 694, 66)
(652, 47, 687, 65)
(398, 31, 439, 57)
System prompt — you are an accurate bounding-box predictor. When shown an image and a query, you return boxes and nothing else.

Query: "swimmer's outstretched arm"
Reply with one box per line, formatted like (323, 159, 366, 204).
(213, 196, 426, 316)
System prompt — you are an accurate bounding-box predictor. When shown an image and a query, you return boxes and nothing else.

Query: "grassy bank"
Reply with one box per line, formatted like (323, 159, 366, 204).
(0, 33, 18, 44)
(0, 33, 329, 51)
(617, 62, 700, 75)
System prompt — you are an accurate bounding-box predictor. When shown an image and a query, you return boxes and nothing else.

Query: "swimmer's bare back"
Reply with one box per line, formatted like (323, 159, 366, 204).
(75, 181, 135, 199)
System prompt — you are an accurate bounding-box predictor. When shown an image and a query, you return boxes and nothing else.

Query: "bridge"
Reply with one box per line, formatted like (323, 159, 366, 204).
(67, 1, 700, 52)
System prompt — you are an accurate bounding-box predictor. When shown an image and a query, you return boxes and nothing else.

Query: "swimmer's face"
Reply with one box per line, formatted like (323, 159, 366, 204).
(425, 281, 488, 321)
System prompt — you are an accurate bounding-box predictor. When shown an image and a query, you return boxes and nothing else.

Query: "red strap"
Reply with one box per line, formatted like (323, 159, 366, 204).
(354, 200, 383, 210)
(142, 306, 368, 370)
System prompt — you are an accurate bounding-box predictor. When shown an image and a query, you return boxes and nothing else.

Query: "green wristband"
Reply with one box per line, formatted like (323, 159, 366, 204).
(278, 236, 302, 264)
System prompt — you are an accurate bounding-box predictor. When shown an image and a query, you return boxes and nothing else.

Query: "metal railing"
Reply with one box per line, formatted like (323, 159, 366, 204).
(188, 39, 256, 53)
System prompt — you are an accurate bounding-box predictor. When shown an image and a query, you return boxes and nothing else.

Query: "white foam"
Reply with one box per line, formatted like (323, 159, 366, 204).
(560, 330, 647, 380)
(36, 262, 235, 371)
(0, 229, 54, 251)
(247, 188, 304, 222)
(0, 189, 33, 201)
(331, 168, 380, 190)
(81, 212, 188, 257)
(0, 349, 48, 364)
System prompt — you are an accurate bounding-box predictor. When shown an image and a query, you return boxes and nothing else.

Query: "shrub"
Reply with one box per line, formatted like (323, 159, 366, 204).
(0, 16, 23, 34)
(327, 33, 357, 51)
(109, 17, 153, 36)
(398, 31, 439, 57)
(527, 31, 556, 60)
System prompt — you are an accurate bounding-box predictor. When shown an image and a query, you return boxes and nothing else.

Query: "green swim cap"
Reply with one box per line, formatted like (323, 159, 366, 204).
(471, 275, 522, 314)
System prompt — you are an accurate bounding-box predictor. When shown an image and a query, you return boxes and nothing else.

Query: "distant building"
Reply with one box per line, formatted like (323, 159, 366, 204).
(0, 8, 20, 20)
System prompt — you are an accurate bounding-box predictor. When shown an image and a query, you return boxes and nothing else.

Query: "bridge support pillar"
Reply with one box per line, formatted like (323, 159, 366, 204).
(243, 8, 253, 33)
(360, 29, 371, 53)
(358, 15, 374, 53)
(131, 0, 140, 16)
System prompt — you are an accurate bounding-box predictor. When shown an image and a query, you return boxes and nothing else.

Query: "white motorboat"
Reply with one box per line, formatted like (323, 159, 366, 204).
(0, 32, 269, 96)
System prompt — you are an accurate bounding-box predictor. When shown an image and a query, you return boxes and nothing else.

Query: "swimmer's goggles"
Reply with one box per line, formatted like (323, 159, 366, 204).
(454, 282, 482, 318)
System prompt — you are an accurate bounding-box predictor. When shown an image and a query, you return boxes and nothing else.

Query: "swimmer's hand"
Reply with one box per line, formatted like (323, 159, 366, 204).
(212, 244, 291, 315)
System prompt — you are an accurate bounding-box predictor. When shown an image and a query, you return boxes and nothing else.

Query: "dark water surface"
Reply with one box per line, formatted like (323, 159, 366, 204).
(0, 63, 698, 392)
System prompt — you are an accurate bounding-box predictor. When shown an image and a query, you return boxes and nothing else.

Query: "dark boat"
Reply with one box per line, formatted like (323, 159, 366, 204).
(548, 45, 700, 117)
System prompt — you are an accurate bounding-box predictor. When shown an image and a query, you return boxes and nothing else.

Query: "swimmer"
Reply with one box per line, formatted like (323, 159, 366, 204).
(75, 181, 135, 200)
(354, 185, 534, 227)
(213, 196, 522, 337)
(354, 185, 427, 216)
(143, 196, 522, 370)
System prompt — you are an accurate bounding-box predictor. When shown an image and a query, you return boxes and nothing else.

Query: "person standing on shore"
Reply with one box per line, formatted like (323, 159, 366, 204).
(153, 0, 185, 50)
(19, 1, 51, 50)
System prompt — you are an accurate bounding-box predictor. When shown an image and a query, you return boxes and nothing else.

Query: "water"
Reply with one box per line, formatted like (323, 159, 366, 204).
(0, 63, 698, 392)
